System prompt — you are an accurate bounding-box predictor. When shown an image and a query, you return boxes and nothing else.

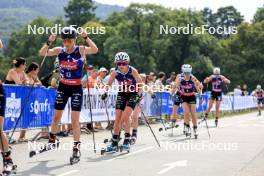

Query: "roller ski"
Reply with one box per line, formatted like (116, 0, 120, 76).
(70, 142, 81, 165)
(258, 110, 261, 116)
(120, 136, 130, 153)
(101, 135, 120, 155)
(215, 118, 219, 127)
(185, 125, 191, 138)
(130, 129, 137, 145)
(1, 152, 17, 176)
(193, 126, 198, 139)
(29, 136, 60, 158)
(183, 123, 187, 135)
(159, 120, 179, 132)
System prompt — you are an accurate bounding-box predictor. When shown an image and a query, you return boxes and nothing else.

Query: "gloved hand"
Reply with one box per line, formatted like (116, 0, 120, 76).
(101, 93, 108, 100)
(134, 93, 143, 104)
(151, 94, 156, 99)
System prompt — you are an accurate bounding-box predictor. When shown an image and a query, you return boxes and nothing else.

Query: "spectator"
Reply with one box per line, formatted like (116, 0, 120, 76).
(155, 72, 166, 90)
(146, 72, 155, 86)
(241, 84, 249, 96)
(165, 72, 176, 85)
(5, 57, 27, 85)
(5, 57, 28, 142)
(82, 69, 100, 132)
(26, 62, 42, 85)
(97, 67, 108, 87)
(104, 68, 118, 86)
(48, 59, 60, 88)
(234, 85, 242, 96)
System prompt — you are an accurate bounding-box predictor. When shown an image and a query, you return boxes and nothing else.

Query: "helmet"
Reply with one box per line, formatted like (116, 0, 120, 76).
(257, 85, 261, 89)
(61, 27, 77, 39)
(114, 52, 130, 63)
(213, 67, 220, 75)
(181, 64, 192, 74)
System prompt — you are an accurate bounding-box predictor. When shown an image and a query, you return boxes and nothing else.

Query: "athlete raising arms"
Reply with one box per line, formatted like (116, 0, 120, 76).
(39, 27, 98, 162)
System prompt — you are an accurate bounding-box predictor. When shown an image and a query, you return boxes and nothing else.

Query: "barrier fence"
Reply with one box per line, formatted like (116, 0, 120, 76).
(3, 85, 258, 131)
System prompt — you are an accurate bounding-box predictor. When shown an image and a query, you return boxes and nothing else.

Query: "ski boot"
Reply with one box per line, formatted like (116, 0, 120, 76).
(215, 118, 219, 127)
(193, 126, 198, 139)
(185, 124, 191, 138)
(183, 123, 187, 135)
(2, 151, 17, 176)
(47, 133, 60, 150)
(70, 141, 81, 165)
(120, 133, 130, 153)
(130, 129, 137, 145)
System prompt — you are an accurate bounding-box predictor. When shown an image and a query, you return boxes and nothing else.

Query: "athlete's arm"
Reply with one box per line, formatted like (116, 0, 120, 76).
(221, 75, 231, 84)
(132, 68, 144, 94)
(203, 75, 212, 84)
(192, 76, 202, 95)
(105, 71, 116, 91)
(0, 39, 3, 49)
(79, 28, 98, 55)
(39, 34, 61, 56)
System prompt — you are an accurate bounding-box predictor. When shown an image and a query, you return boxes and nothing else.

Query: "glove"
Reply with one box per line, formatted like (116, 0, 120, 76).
(151, 94, 156, 99)
(101, 93, 108, 100)
(134, 93, 143, 104)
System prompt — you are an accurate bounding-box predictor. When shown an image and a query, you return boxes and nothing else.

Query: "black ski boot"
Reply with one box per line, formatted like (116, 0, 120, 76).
(70, 141, 81, 165)
(130, 129, 137, 145)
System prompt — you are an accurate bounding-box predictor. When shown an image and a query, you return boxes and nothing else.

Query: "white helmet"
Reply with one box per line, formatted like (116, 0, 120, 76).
(114, 52, 130, 63)
(213, 67, 220, 75)
(181, 64, 192, 74)
(257, 85, 261, 89)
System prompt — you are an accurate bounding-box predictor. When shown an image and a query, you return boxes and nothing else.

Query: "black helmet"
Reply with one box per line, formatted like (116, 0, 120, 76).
(61, 27, 77, 39)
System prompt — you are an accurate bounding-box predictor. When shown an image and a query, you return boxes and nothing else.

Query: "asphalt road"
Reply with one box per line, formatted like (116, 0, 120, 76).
(4, 111, 264, 176)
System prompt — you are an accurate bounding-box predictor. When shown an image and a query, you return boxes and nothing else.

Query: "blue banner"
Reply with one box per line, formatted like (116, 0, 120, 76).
(3, 85, 56, 131)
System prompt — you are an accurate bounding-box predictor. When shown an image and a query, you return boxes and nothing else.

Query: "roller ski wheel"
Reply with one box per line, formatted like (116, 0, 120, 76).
(185, 127, 191, 138)
(70, 148, 81, 165)
(101, 144, 119, 155)
(158, 128, 163, 132)
(120, 144, 130, 153)
(193, 126, 198, 139)
(2, 163, 17, 176)
(215, 119, 218, 127)
(130, 137, 136, 145)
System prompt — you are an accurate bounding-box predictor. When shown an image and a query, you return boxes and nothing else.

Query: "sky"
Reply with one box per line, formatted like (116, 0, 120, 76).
(95, 0, 263, 22)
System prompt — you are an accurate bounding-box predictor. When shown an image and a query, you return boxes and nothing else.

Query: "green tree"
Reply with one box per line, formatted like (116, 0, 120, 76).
(64, 0, 96, 26)
(253, 5, 264, 23)
(202, 6, 244, 38)
(5, 17, 65, 76)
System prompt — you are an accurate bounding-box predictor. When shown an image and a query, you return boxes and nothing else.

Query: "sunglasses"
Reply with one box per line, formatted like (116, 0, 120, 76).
(62, 38, 74, 43)
(117, 62, 128, 66)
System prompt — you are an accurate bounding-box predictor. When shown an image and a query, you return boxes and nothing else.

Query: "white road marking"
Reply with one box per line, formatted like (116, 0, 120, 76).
(158, 160, 187, 174)
(57, 170, 79, 176)
(105, 146, 154, 162)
